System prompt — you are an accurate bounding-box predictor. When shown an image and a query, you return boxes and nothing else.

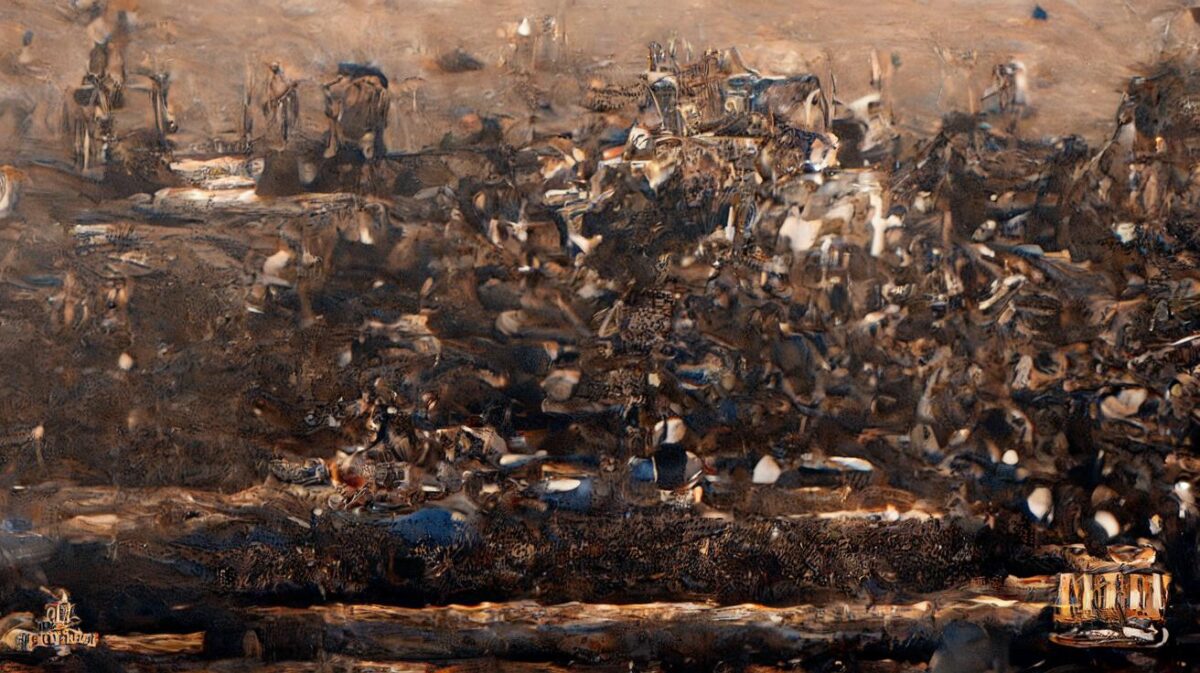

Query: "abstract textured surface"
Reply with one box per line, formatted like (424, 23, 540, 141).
(2, 1, 1200, 671)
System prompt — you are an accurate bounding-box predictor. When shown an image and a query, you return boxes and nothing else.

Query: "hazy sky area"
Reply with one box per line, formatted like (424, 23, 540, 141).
(1, 0, 1197, 155)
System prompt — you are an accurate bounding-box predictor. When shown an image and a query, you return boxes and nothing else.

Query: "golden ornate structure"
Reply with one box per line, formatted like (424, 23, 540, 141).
(1052, 546, 1170, 648)
(1, 590, 99, 653)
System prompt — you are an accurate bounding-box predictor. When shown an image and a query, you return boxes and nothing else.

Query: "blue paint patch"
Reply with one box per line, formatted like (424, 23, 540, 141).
(675, 367, 718, 385)
(718, 398, 739, 424)
(1, 518, 32, 533)
(542, 477, 594, 512)
(629, 458, 656, 482)
(387, 508, 464, 546)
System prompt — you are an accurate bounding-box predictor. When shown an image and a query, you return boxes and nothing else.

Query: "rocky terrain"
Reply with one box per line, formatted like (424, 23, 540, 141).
(3, 1, 1200, 672)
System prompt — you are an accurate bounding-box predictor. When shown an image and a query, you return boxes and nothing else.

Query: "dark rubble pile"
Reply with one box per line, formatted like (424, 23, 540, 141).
(274, 55, 1200, 591)
(8, 46, 1200, 616)
(231, 53, 1200, 597)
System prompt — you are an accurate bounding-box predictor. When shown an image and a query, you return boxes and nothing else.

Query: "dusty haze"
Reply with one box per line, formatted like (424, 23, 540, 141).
(1, 0, 1197, 155)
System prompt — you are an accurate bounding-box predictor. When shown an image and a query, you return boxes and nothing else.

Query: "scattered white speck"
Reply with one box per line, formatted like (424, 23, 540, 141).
(654, 417, 686, 445)
(881, 504, 900, 522)
(1149, 514, 1163, 535)
(545, 478, 581, 492)
(1100, 387, 1147, 419)
(118, 352, 134, 371)
(1094, 510, 1120, 539)
(1176, 481, 1194, 518)
(1027, 487, 1052, 522)
(753, 455, 782, 485)
(499, 453, 537, 467)
(1113, 221, 1138, 243)
(829, 456, 873, 471)
(1002, 449, 1019, 465)
(779, 207, 822, 253)
(262, 248, 293, 286)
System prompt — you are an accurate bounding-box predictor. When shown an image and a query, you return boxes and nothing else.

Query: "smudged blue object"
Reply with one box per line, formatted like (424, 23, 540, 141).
(388, 508, 463, 546)
(1, 517, 32, 533)
(630, 457, 656, 482)
(542, 477, 594, 511)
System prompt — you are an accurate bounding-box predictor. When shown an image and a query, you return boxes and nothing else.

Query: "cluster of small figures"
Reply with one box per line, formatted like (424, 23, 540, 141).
(64, 14, 175, 171)
(255, 61, 390, 161)
(61, 11, 392, 174)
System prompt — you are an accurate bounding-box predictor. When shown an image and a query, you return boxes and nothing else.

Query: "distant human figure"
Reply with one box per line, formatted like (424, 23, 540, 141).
(3, 29, 45, 77)
(86, 38, 108, 83)
(70, 37, 122, 169)
(107, 11, 131, 94)
(322, 63, 389, 160)
(985, 61, 1028, 111)
(321, 76, 342, 158)
(262, 62, 299, 145)
(147, 71, 176, 139)
(18, 31, 34, 67)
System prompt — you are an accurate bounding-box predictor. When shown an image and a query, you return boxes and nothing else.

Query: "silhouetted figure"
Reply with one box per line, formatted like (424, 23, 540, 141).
(322, 63, 389, 160)
(262, 62, 299, 145)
